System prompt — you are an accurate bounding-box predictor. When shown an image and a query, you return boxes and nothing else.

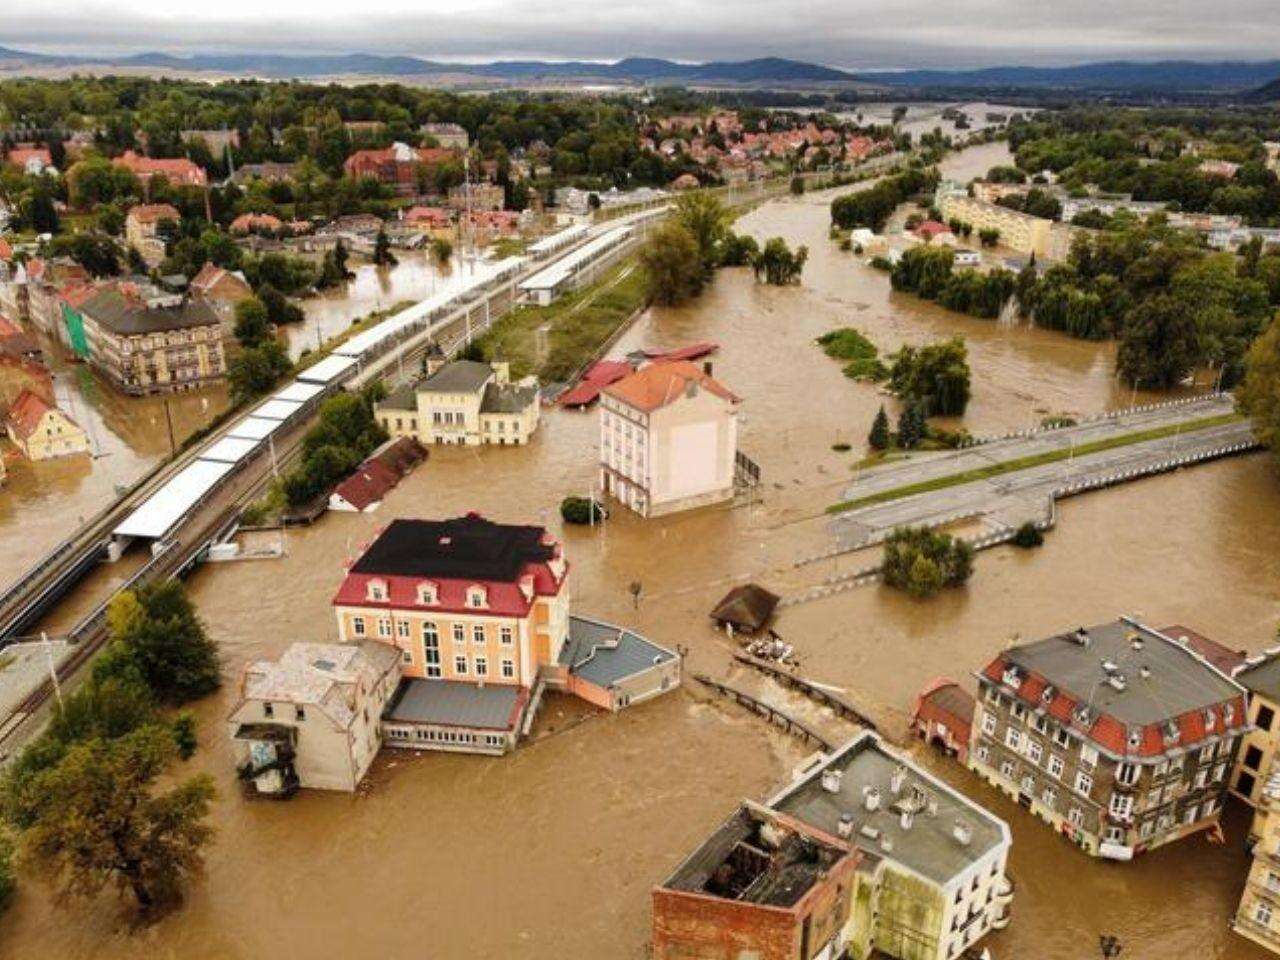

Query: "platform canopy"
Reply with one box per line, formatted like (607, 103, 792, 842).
(272, 381, 326, 405)
(226, 416, 285, 442)
(113, 459, 235, 541)
(250, 398, 303, 422)
(296, 355, 358, 385)
(198, 435, 261, 465)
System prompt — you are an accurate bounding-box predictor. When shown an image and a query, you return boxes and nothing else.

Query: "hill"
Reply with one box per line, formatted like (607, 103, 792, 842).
(858, 59, 1280, 92)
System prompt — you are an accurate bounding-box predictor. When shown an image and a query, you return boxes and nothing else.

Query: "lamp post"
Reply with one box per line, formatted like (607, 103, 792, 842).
(1099, 934, 1122, 959)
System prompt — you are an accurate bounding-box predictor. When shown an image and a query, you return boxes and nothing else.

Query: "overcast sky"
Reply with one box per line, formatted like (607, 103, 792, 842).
(5, 0, 1280, 69)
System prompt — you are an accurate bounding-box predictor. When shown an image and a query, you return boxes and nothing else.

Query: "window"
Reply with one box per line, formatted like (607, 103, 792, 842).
(467, 586, 487, 608)
(1139, 819, 1154, 839)
(501, 659, 515, 679)
(1239, 771, 1258, 798)
(454, 655, 468, 675)
(981, 712, 997, 736)
(1214, 762, 1228, 782)
(402, 649, 412, 664)
(1117, 762, 1139, 786)
(1256, 901, 1274, 927)
(1005, 728, 1022, 751)
(1011, 702, 1028, 723)
(1021, 775, 1036, 795)
(1080, 744, 1099, 770)
(1042, 787, 1058, 807)
(367, 580, 386, 601)
(396, 620, 410, 638)
(1033, 714, 1050, 735)
(418, 583, 437, 605)
(472, 624, 486, 644)
(1026, 740, 1043, 765)
(1258, 704, 1276, 733)
(1068, 807, 1084, 828)
(263, 701, 274, 718)
(453, 624, 465, 643)
(1000, 759, 1017, 780)
(1194, 769, 1208, 789)
(1183, 804, 1199, 825)
(475, 656, 488, 677)
(1109, 793, 1134, 820)
(1199, 745, 1214, 764)
(1075, 771, 1094, 795)
(295, 706, 306, 721)
(1048, 755, 1065, 779)
(1052, 727, 1070, 749)
(985, 686, 1000, 704)
(423, 622, 439, 643)
(1154, 760, 1168, 778)
(500, 625, 513, 645)
(377, 618, 391, 638)
(1104, 826, 1125, 844)
(976, 745, 990, 764)
(352, 617, 365, 637)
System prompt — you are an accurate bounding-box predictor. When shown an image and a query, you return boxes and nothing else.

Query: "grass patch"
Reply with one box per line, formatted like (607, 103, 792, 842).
(475, 259, 649, 382)
(816, 327, 887, 381)
(828, 412, 1242, 514)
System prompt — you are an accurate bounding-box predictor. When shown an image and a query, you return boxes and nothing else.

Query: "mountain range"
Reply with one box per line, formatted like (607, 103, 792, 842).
(0, 44, 1278, 93)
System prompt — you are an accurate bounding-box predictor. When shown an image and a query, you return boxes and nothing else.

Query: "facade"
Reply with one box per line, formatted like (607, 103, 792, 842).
(1232, 767, 1280, 954)
(188, 262, 254, 338)
(5, 389, 89, 460)
(343, 142, 456, 195)
(447, 182, 504, 212)
(332, 514, 571, 754)
(227, 640, 403, 794)
(1231, 648, 1280, 810)
(375, 359, 540, 447)
(76, 286, 227, 395)
(936, 185, 1052, 259)
(113, 150, 207, 187)
(653, 802, 863, 960)
(911, 678, 975, 764)
(599, 360, 740, 518)
(124, 203, 180, 267)
(969, 618, 1246, 860)
(420, 123, 469, 150)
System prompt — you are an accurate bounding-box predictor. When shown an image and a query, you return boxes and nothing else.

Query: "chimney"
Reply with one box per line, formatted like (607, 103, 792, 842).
(953, 820, 973, 846)
(890, 764, 907, 795)
(821, 768, 843, 794)
(863, 786, 881, 812)
(837, 814, 855, 839)
(900, 809, 915, 831)
(703, 360, 713, 377)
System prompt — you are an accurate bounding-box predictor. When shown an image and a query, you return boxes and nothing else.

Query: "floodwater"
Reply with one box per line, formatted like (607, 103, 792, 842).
(838, 101, 1034, 142)
(3, 140, 1280, 959)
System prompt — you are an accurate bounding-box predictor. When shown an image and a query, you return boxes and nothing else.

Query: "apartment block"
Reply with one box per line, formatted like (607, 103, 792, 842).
(1233, 767, 1280, 955)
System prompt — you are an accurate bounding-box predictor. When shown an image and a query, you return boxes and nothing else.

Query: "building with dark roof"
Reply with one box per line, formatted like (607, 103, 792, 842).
(970, 617, 1247, 860)
(73, 285, 226, 395)
(1230, 647, 1280, 809)
(375, 359, 541, 446)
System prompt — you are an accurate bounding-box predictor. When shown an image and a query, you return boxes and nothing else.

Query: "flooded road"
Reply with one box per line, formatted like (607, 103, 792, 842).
(2, 141, 1279, 959)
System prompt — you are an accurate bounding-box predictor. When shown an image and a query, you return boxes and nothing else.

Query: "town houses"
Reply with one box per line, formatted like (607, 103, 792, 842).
(4, 389, 89, 461)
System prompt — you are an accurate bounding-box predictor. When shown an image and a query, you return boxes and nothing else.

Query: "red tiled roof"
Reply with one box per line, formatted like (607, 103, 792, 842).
(6, 389, 52, 440)
(916, 220, 952, 238)
(558, 360, 634, 408)
(126, 203, 180, 224)
(113, 151, 207, 185)
(0, 238, 12, 261)
(332, 560, 562, 618)
(230, 213, 284, 234)
(604, 359, 739, 414)
(332, 459, 400, 511)
(1159, 625, 1247, 675)
(7, 147, 51, 167)
(642, 341, 718, 362)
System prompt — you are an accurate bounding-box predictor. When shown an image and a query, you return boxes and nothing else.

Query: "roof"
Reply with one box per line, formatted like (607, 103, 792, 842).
(80, 288, 221, 336)
(240, 640, 401, 730)
(768, 732, 1009, 885)
(5, 389, 57, 440)
(604, 360, 739, 414)
(383, 678, 527, 731)
(113, 458, 235, 540)
(559, 615, 677, 689)
(417, 360, 493, 395)
(1234, 650, 1280, 703)
(557, 360, 634, 408)
(916, 678, 975, 726)
(709, 583, 780, 632)
(350, 514, 555, 582)
(1159, 624, 1246, 675)
(126, 203, 180, 224)
(297, 354, 358, 385)
(190, 263, 252, 298)
(916, 220, 952, 237)
(198, 435, 261, 465)
(983, 619, 1246, 759)
(519, 226, 632, 292)
(226, 415, 285, 442)
(479, 381, 538, 414)
(641, 341, 718, 363)
(331, 437, 425, 511)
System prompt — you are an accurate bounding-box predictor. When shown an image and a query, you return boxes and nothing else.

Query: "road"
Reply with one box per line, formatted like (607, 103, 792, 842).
(829, 394, 1258, 551)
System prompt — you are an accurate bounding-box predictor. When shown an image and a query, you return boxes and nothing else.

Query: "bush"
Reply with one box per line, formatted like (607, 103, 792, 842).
(172, 713, 198, 760)
(882, 527, 973, 598)
(816, 328, 887, 381)
(560, 496, 605, 525)
(1012, 522, 1045, 549)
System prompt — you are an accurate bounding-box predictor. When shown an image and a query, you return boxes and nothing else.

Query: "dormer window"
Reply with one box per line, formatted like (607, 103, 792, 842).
(1203, 708, 1216, 732)
(417, 582, 438, 605)
(467, 585, 487, 609)
(367, 579, 387, 602)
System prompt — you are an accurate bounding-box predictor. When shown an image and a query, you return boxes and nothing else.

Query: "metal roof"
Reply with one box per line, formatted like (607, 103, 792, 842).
(226, 415, 285, 442)
(519, 226, 632, 292)
(272, 381, 326, 405)
(250, 398, 303, 421)
(528, 223, 590, 256)
(560, 615, 676, 688)
(198, 435, 261, 464)
(296, 354, 358, 384)
(113, 459, 235, 540)
(383, 678, 525, 731)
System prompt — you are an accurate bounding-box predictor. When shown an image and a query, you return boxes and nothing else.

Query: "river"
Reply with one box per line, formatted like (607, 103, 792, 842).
(2, 140, 1279, 959)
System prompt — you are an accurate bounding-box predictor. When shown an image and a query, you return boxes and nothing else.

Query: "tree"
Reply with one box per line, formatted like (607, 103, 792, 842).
(431, 236, 453, 264)
(1239, 319, 1280, 465)
(718, 233, 759, 267)
(881, 527, 973, 598)
(228, 340, 291, 403)
(560, 495, 605, 525)
(233, 297, 270, 349)
(751, 238, 808, 285)
(639, 222, 704, 306)
(1116, 294, 1200, 389)
(46, 232, 121, 278)
(896, 403, 925, 449)
(17, 726, 215, 914)
(888, 338, 972, 416)
(674, 192, 730, 275)
(373, 228, 397, 266)
(106, 582, 221, 706)
(789, 175, 805, 196)
(978, 227, 1000, 247)
(868, 405, 891, 450)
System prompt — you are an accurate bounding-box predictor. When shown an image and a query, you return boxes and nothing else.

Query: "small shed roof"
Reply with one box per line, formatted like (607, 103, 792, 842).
(709, 583, 780, 632)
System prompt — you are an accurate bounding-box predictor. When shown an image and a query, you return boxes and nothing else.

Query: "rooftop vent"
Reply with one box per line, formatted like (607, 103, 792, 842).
(863, 786, 882, 812)
(821, 768, 843, 795)
(1139, 666, 1151, 679)
(1102, 659, 1120, 675)
(1162, 720, 1181, 743)
(1071, 627, 1091, 647)
(1107, 674, 1127, 693)
(890, 764, 908, 796)
(1073, 704, 1095, 726)
(900, 809, 915, 831)
(953, 821, 973, 846)
(860, 825, 880, 841)
(1127, 728, 1142, 749)
(1002, 666, 1022, 688)
(837, 814, 855, 840)
(1130, 634, 1145, 651)
(879, 836, 894, 854)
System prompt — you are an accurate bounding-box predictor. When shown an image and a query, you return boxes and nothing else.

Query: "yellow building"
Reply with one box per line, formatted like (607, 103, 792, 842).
(1231, 650, 1280, 812)
(5, 389, 89, 460)
(1233, 767, 1280, 954)
(124, 203, 180, 268)
(936, 187, 1053, 259)
(375, 357, 540, 447)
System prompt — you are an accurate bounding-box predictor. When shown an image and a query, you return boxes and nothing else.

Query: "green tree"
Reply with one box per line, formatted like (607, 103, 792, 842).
(896, 403, 924, 449)
(560, 495, 605, 525)
(228, 340, 291, 403)
(1239, 319, 1280, 464)
(233, 296, 270, 349)
(888, 339, 972, 416)
(17, 725, 215, 914)
(674, 192, 730, 276)
(639, 222, 704, 306)
(1116, 294, 1201, 389)
(106, 582, 221, 706)
(430, 236, 453, 265)
(718, 233, 759, 268)
(881, 527, 973, 598)
(868, 405, 891, 450)
(751, 238, 808, 285)
(373, 228, 397, 267)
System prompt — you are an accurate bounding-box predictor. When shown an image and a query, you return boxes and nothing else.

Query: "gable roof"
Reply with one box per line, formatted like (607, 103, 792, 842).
(6, 389, 56, 440)
(603, 359, 739, 414)
(418, 359, 493, 395)
(80, 288, 221, 336)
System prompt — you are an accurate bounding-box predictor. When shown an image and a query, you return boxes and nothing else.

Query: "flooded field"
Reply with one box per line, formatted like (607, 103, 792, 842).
(2, 142, 1279, 959)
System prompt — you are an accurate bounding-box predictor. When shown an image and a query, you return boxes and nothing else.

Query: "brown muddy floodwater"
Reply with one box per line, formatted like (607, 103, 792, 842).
(3, 142, 1279, 959)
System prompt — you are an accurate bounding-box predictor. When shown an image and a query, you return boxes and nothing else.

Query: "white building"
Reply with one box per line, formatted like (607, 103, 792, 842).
(599, 360, 740, 517)
(375, 358, 541, 447)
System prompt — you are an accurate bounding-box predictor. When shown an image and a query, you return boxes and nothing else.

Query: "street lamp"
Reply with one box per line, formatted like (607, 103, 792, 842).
(1099, 934, 1123, 958)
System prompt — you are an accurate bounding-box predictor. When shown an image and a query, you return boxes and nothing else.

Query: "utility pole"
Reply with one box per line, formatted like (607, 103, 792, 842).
(42, 631, 63, 709)
(163, 397, 176, 456)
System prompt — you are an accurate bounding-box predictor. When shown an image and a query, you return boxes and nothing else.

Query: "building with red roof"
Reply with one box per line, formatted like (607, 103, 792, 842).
(600, 360, 741, 517)
(969, 617, 1246, 860)
(229, 212, 285, 236)
(914, 220, 955, 243)
(113, 150, 207, 187)
(5, 145, 54, 174)
(5, 388, 89, 460)
(328, 436, 426, 513)
(343, 142, 457, 196)
(912, 677, 975, 763)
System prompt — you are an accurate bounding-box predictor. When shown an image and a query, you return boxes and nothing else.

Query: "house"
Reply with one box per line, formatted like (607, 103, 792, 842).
(552, 615, 680, 711)
(660, 732, 1013, 960)
(709, 583, 780, 635)
(913, 220, 955, 244)
(911, 677, 975, 763)
(189, 262, 254, 338)
(599, 360, 740, 517)
(969, 618, 1246, 860)
(5, 145, 54, 175)
(227, 639, 403, 794)
(652, 802, 863, 960)
(936, 182, 1053, 259)
(403, 205, 454, 232)
(5, 388, 89, 460)
(74, 285, 227, 395)
(374, 358, 540, 447)
(332, 514, 571, 755)
(124, 203, 180, 267)
(447, 182, 504, 213)
(343, 142, 457, 196)
(328, 436, 426, 513)
(113, 150, 208, 187)
(1199, 159, 1241, 179)
(1233, 767, 1280, 953)
(420, 122, 469, 150)
(229, 162, 298, 186)
(230, 212, 286, 236)
(21, 258, 91, 341)
(0, 319, 52, 419)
